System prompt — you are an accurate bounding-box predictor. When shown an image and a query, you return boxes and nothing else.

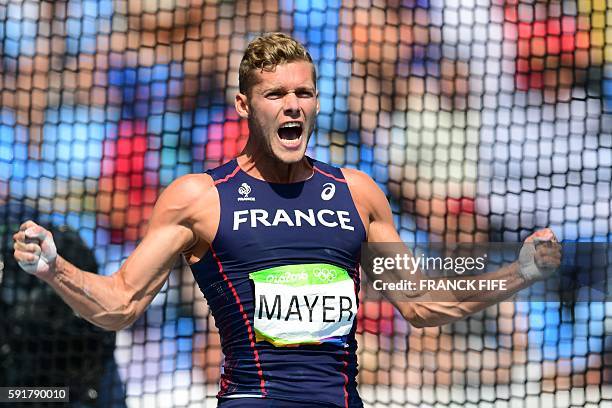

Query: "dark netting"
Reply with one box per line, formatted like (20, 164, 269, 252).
(0, 0, 609, 407)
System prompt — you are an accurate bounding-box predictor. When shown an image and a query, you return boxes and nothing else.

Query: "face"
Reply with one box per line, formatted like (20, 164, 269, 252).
(235, 61, 319, 164)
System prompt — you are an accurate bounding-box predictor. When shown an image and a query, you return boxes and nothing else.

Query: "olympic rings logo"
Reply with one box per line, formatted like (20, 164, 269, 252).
(313, 267, 337, 282)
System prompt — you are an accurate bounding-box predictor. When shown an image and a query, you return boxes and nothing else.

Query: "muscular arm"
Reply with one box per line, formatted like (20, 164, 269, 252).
(13, 174, 216, 331)
(343, 169, 560, 328)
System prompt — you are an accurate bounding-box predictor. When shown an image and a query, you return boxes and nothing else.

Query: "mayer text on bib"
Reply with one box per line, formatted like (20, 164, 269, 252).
(250, 264, 357, 347)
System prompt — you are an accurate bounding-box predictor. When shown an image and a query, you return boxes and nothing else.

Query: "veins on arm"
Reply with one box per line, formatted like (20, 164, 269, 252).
(46, 173, 215, 330)
(343, 168, 529, 328)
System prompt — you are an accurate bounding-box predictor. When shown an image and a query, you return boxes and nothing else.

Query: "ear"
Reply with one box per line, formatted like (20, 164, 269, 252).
(316, 91, 320, 115)
(235, 93, 249, 119)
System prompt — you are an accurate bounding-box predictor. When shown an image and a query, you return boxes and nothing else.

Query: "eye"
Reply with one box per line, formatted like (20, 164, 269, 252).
(297, 90, 315, 98)
(265, 92, 282, 100)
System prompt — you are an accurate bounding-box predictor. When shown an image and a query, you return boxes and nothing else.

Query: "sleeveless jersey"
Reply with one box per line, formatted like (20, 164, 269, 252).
(189, 157, 366, 408)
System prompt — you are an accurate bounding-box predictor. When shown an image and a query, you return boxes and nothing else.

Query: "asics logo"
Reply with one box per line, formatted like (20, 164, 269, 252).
(321, 183, 335, 201)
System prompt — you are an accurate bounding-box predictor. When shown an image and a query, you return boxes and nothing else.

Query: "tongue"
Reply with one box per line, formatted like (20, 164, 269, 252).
(278, 127, 301, 140)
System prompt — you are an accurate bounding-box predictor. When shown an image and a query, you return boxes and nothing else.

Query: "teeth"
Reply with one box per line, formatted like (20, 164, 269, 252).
(280, 122, 301, 128)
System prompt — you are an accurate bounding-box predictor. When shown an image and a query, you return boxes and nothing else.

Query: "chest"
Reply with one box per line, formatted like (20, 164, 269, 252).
(213, 176, 366, 265)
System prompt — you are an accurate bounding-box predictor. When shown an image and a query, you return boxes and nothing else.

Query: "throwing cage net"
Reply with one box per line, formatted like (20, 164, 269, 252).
(0, 0, 610, 407)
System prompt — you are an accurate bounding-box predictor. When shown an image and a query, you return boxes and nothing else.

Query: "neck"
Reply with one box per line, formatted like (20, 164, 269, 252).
(238, 139, 313, 183)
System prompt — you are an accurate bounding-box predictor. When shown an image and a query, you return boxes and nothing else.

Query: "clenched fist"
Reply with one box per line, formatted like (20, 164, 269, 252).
(519, 228, 562, 282)
(13, 220, 58, 279)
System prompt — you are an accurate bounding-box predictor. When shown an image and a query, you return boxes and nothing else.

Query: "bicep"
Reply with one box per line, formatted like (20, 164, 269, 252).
(365, 178, 400, 243)
(111, 178, 202, 314)
(115, 224, 191, 303)
(354, 175, 427, 321)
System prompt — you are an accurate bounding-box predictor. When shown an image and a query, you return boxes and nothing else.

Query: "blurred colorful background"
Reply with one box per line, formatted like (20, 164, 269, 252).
(0, 0, 610, 407)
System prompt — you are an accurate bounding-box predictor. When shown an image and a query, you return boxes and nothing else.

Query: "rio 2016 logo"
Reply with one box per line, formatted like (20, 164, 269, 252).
(266, 271, 308, 284)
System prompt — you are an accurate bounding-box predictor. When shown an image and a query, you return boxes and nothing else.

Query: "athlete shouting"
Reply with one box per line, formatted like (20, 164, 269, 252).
(13, 33, 561, 408)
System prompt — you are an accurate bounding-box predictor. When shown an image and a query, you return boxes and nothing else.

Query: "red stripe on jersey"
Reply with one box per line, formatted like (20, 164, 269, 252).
(314, 166, 347, 183)
(214, 165, 241, 185)
(340, 350, 350, 408)
(209, 245, 267, 396)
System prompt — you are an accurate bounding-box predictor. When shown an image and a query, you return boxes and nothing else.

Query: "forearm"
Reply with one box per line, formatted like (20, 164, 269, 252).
(354, 171, 560, 329)
(40, 256, 141, 331)
(401, 262, 529, 327)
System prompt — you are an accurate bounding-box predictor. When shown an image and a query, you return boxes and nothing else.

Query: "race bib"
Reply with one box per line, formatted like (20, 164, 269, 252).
(249, 264, 357, 347)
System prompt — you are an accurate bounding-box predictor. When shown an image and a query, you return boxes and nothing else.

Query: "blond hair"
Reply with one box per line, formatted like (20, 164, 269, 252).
(239, 32, 315, 95)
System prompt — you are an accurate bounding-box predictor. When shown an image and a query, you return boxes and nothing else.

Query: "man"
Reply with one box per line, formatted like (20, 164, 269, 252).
(14, 33, 561, 408)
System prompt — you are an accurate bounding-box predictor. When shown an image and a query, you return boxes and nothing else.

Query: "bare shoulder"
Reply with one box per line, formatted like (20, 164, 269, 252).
(152, 173, 217, 222)
(341, 168, 386, 206)
(164, 173, 214, 194)
(341, 167, 374, 185)
(158, 173, 215, 204)
(340, 167, 393, 227)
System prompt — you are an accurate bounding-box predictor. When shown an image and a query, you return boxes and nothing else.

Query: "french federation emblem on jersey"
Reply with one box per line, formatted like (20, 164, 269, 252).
(321, 183, 335, 201)
(237, 182, 255, 202)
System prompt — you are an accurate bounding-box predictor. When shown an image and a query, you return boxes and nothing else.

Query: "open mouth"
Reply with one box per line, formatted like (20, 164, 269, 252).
(277, 122, 303, 146)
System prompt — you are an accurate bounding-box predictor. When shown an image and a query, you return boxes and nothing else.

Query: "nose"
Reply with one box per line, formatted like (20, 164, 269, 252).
(282, 93, 300, 117)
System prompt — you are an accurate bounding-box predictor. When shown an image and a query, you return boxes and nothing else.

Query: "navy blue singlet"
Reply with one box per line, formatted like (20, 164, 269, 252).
(189, 157, 366, 408)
